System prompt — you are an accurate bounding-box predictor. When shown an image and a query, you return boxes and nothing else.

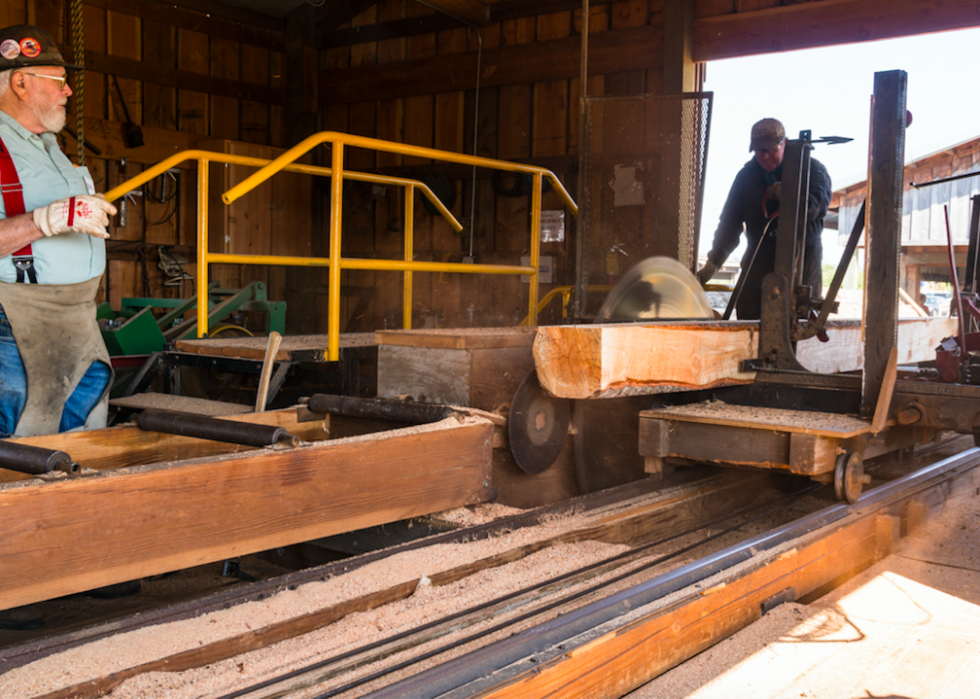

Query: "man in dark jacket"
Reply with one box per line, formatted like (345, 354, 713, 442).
(697, 118, 832, 320)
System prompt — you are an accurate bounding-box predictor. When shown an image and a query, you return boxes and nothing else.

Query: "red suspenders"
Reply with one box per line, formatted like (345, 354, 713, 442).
(0, 134, 38, 283)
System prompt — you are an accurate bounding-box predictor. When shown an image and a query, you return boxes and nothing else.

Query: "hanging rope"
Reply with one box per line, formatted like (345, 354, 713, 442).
(71, 0, 85, 166)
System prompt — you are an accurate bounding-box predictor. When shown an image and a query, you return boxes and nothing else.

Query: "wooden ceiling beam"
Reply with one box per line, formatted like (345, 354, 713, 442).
(322, 0, 619, 48)
(421, 0, 490, 27)
(695, 0, 980, 62)
(315, 0, 379, 34)
(321, 25, 662, 105)
(322, 13, 461, 49)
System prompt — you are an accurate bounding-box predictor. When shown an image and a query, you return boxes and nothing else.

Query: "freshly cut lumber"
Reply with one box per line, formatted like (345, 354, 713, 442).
(0, 416, 493, 610)
(534, 318, 957, 399)
(796, 317, 957, 374)
(533, 321, 759, 400)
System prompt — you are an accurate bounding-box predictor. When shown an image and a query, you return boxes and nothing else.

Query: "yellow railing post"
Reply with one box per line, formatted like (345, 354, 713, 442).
(327, 144, 344, 362)
(528, 172, 542, 327)
(196, 158, 209, 338)
(403, 184, 414, 330)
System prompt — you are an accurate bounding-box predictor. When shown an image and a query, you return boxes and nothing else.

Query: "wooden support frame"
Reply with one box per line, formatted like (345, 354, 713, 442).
(0, 412, 494, 610)
(863, 70, 908, 418)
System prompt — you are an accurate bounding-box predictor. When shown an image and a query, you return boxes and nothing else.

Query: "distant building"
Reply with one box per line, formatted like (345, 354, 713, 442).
(830, 135, 980, 296)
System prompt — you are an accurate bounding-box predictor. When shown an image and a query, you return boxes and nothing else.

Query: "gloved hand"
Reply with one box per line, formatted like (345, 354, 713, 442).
(696, 260, 718, 287)
(33, 194, 117, 240)
(765, 182, 781, 201)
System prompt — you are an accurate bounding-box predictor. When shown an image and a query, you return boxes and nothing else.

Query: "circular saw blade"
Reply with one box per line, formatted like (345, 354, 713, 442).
(595, 256, 714, 322)
(508, 371, 571, 475)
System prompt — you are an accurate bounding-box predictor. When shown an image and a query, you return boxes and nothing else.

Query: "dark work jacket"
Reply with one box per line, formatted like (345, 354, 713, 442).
(706, 156, 832, 319)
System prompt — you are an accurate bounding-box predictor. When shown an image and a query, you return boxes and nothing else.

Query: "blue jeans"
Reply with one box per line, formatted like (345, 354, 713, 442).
(0, 304, 110, 437)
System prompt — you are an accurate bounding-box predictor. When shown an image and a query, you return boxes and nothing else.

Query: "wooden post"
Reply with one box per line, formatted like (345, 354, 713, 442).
(862, 71, 907, 418)
(663, 0, 696, 94)
(285, 4, 323, 334)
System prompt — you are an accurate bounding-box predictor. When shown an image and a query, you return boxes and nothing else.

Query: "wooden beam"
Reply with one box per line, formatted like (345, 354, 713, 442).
(532, 318, 957, 399)
(481, 515, 879, 697)
(663, 0, 696, 93)
(85, 49, 283, 105)
(71, 115, 200, 167)
(475, 453, 980, 698)
(694, 0, 980, 62)
(322, 12, 461, 49)
(316, 0, 381, 33)
(0, 416, 493, 609)
(320, 25, 662, 105)
(86, 0, 286, 51)
(863, 70, 907, 418)
(418, 0, 490, 27)
(1, 408, 328, 484)
(490, 0, 613, 23)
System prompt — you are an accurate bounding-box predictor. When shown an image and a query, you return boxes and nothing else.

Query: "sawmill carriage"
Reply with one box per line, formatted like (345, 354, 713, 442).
(4, 2, 980, 694)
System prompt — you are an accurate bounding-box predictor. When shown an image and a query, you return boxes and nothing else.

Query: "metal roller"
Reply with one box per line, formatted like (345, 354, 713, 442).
(0, 441, 80, 477)
(306, 394, 458, 424)
(136, 410, 299, 448)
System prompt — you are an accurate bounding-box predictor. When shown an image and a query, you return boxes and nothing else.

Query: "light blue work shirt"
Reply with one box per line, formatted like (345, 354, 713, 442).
(0, 110, 104, 285)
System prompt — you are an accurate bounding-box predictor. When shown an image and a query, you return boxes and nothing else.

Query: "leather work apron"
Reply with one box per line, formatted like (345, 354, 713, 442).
(0, 278, 111, 436)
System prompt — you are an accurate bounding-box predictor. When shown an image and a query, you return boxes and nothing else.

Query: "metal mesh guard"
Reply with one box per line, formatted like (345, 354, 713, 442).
(579, 93, 712, 316)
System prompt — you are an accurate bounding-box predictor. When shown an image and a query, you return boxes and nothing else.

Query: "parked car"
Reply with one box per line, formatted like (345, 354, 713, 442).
(924, 293, 952, 316)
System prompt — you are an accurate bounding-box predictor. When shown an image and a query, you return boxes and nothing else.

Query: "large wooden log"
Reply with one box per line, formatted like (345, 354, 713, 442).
(534, 318, 957, 399)
(0, 415, 493, 610)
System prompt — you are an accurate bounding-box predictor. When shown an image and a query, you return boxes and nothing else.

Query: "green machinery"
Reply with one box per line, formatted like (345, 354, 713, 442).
(97, 281, 286, 356)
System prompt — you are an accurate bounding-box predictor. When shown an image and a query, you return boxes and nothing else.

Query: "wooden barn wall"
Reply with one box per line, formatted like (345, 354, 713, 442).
(320, 0, 671, 333)
(7, 0, 976, 336)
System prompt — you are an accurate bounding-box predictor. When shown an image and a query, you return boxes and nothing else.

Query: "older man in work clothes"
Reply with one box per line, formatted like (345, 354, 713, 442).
(697, 118, 832, 320)
(0, 25, 117, 439)
(0, 25, 122, 630)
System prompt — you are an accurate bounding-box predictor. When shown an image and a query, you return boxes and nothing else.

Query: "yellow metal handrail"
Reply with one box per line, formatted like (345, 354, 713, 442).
(103, 150, 462, 228)
(106, 135, 577, 362)
(221, 132, 577, 361)
(519, 285, 612, 326)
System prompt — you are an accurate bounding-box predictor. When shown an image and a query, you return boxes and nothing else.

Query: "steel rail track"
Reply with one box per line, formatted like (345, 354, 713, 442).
(216, 483, 826, 699)
(0, 475, 683, 675)
(369, 447, 980, 699)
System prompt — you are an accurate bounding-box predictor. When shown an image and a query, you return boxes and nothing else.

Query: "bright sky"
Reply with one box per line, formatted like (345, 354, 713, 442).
(699, 26, 980, 265)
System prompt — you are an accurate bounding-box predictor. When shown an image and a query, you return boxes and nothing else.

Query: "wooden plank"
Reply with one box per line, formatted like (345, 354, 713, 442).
(471, 347, 536, 410)
(209, 37, 240, 140)
(320, 25, 663, 105)
(109, 394, 253, 416)
(85, 48, 282, 105)
(87, 0, 286, 47)
(872, 346, 900, 434)
(641, 403, 872, 439)
(0, 417, 494, 609)
(1, 407, 330, 484)
(0, 0, 27, 27)
(174, 332, 376, 361)
(176, 28, 209, 136)
(479, 517, 879, 698)
(18, 475, 738, 696)
(377, 345, 473, 404)
(534, 318, 958, 399)
(693, 0, 980, 62)
(532, 80, 568, 158)
(376, 327, 536, 349)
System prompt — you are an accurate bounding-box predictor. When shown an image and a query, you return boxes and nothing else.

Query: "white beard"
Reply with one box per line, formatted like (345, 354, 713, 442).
(29, 93, 67, 133)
